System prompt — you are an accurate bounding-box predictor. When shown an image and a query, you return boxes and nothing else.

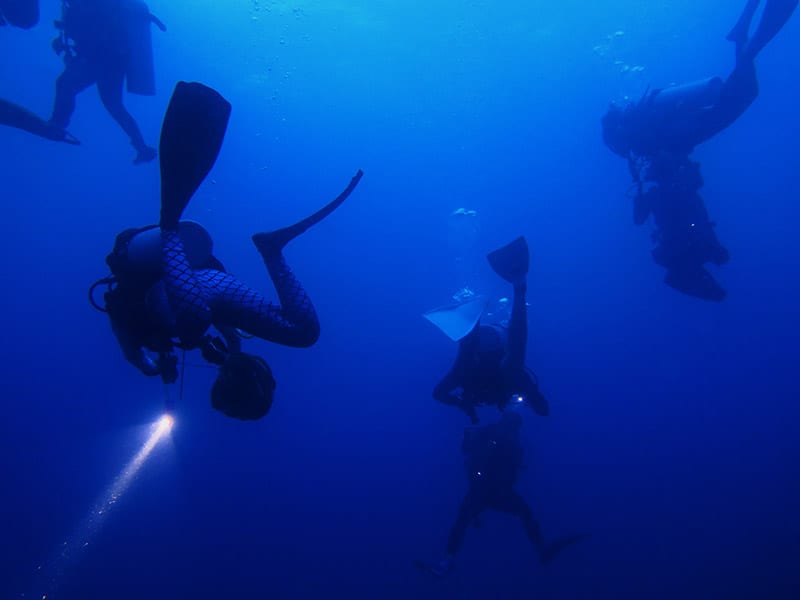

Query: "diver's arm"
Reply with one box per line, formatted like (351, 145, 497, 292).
(218, 326, 242, 354)
(110, 319, 160, 376)
(433, 328, 479, 403)
(150, 13, 166, 31)
(504, 282, 528, 375)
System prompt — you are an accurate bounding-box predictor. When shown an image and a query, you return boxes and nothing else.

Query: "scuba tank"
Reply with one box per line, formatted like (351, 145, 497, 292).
(124, 220, 213, 277)
(124, 0, 165, 95)
(649, 77, 724, 115)
(91, 221, 213, 311)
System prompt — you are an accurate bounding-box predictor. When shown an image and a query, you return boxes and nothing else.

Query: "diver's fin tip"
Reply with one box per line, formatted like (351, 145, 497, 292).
(252, 171, 364, 254)
(158, 81, 231, 228)
(487, 236, 530, 283)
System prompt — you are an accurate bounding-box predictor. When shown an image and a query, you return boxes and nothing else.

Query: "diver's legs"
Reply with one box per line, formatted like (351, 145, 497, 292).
(497, 492, 545, 555)
(196, 252, 320, 348)
(158, 230, 213, 346)
(690, 58, 759, 145)
(50, 59, 95, 129)
(446, 493, 483, 557)
(96, 68, 155, 163)
(728, 0, 761, 47)
(262, 251, 320, 346)
(739, 0, 798, 62)
(498, 492, 587, 565)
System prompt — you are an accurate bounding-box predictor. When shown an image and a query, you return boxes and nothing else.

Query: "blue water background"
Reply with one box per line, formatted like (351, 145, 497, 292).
(1, 1, 799, 598)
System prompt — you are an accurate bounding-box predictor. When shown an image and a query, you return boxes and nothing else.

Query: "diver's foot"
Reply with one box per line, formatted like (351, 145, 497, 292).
(133, 145, 157, 165)
(526, 385, 550, 417)
(726, 0, 759, 44)
(252, 228, 294, 258)
(414, 558, 453, 578)
(726, 22, 750, 45)
(709, 244, 730, 266)
(539, 534, 589, 566)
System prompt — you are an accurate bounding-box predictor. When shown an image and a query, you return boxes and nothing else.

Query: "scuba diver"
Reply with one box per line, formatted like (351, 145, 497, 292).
(0, 0, 80, 143)
(427, 236, 549, 423)
(49, 0, 166, 163)
(601, 0, 797, 301)
(416, 410, 585, 577)
(89, 81, 364, 419)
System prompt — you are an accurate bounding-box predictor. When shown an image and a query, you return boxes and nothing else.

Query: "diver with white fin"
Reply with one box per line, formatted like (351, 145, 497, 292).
(90, 81, 364, 420)
(416, 410, 586, 577)
(601, 0, 797, 301)
(0, 0, 81, 144)
(427, 236, 548, 423)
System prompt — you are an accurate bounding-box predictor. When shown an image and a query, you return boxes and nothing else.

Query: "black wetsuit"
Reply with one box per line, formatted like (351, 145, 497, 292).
(630, 152, 730, 300)
(50, 0, 153, 157)
(446, 419, 543, 556)
(433, 282, 547, 421)
(606, 0, 797, 300)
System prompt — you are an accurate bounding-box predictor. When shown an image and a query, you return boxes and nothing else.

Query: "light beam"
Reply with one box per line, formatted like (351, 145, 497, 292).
(28, 414, 173, 598)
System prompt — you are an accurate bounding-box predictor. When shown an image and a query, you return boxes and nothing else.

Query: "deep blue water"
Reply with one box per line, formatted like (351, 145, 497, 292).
(2, 1, 799, 598)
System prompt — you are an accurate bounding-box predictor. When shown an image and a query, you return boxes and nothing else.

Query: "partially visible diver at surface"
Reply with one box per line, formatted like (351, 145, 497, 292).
(0, 0, 80, 144)
(429, 236, 549, 423)
(49, 0, 166, 163)
(601, 0, 797, 301)
(89, 81, 364, 420)
(416, 410, 585, 577)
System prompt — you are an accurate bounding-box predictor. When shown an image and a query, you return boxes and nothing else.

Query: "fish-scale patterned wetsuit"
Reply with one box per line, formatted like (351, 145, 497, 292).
(158, 229, 319, 348)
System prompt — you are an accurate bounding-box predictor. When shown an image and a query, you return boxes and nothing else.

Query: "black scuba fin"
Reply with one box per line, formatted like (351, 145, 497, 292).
(159, 81, 231, 230)
(252, 169, 364, 255)
(487, 236, 529, 284)
(0, 97, 80, 145)
(664, 265, 726, 302)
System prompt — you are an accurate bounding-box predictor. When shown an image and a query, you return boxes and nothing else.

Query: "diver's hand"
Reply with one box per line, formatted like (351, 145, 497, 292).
(156, 353, 179, 384)
(51, 36, 64, 56)
(136, 353, 161, 377)
(457, 397, 479, 424)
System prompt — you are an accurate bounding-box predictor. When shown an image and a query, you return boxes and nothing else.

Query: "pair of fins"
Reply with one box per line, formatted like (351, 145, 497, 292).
(158, 81, 363, 247)
(0, 97, 79, 145)
(423, 236, 529, 342)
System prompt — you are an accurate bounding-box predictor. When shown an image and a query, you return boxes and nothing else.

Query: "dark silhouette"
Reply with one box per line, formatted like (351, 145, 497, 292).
(417, 411, 584, 576)
(0, 0, 79, 143)
(601, 0, 797, 301)
(90, 82, 363, 419)
(433, 237, 549, 423)
(0, 0, 38, 28)
(50, 0, 166, 163)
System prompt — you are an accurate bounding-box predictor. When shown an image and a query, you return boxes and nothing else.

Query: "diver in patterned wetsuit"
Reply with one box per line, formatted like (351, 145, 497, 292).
(97, 82, 363, 419)
(601, 0, 797, 301)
